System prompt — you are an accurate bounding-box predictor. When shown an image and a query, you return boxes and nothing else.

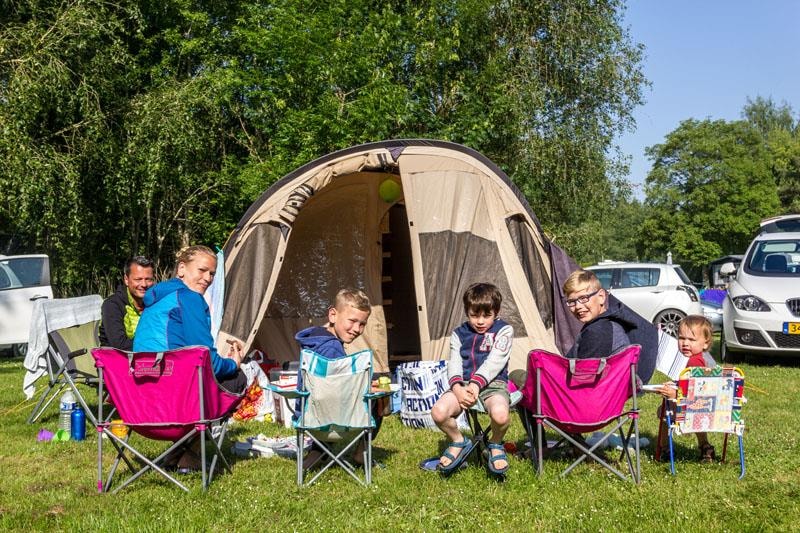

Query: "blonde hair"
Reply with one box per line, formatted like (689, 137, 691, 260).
(174, 245, 216, 275)
(333, 288, 371, 312)
(563, 269, 602, 296)
(679, 315, 713, 344)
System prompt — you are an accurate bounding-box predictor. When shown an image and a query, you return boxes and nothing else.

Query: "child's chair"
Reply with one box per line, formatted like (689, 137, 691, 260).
(519, 345, 642, 483)
(92, 346, 244, 493)
(269, 348, 382, 487)
(663, 365, 746, 478)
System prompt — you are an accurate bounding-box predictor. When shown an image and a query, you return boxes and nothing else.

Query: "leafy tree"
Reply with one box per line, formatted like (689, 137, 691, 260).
(742, 97, 800, 214)
(639, 119, 780, 270)
(1, 0, 646, 294)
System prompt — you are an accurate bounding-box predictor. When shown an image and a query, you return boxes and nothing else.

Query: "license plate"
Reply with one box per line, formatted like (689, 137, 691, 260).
(784, 322, 800, 335)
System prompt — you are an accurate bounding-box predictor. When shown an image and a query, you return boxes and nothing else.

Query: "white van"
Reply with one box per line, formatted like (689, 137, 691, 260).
(721, 215, 800, 359)
(0, 254, 53, 356)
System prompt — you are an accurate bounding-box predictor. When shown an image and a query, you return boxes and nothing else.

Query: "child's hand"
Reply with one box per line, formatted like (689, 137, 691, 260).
(657, 382, 678, 399)
(460, 383, 479, 408)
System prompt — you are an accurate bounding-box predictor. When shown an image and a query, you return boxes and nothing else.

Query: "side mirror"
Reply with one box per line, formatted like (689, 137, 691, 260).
(719, 262, 737, 278)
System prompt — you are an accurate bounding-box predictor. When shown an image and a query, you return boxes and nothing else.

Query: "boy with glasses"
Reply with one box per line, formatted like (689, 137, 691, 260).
(563, 270, 658, 384)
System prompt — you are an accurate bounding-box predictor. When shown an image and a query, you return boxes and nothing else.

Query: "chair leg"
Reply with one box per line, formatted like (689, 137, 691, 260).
(27, 382, 64, 424)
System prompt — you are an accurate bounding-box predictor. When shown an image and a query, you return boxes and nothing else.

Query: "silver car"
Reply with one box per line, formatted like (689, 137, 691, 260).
(586, 262, 703, 337)
(721, 215, 800, 359)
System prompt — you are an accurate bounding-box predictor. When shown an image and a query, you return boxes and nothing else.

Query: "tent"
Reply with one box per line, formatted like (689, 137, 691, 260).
(216, 139, 581, 376)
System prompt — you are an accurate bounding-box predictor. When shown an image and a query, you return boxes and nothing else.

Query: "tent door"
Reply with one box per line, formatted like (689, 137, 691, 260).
(382, 204, 420, 368)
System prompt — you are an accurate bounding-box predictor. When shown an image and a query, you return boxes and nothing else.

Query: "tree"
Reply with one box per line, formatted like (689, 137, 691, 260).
(742, 97, 800, 214)
(1, 0, 646, 293)
(639, 119, 780, 270)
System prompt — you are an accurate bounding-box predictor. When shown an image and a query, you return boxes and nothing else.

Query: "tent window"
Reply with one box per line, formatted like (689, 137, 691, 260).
(221, 222, 282, 340)
(506, 215, 553, 329)
(418, 231, 526, 339)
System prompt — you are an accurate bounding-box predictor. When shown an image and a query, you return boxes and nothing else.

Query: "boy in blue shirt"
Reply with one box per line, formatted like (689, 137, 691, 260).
(294, 288, 374, 468)
(431, 283, 513, 475)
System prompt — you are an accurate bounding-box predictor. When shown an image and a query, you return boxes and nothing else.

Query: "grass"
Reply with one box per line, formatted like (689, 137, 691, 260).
(1, 338, 799, 531)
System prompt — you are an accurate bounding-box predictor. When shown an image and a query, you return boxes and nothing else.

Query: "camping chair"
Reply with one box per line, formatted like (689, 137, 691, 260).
(92, 346, 244, 493)
(269, 348, 380, 487)
(451, 387, 522, 477)
(519, 345, 642, 483)
(26, 295, 103, 425)
(663, 365, 746, 479)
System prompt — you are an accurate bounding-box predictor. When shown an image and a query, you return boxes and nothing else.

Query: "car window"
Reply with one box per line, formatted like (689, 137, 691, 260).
(620, 268, 660, 288)
(591, 269, 614, 289)
(672, 266, 693, 285)
(0, 266, 11, 289)
(746, 239, 800, 275)
(0, 257, 50, 289)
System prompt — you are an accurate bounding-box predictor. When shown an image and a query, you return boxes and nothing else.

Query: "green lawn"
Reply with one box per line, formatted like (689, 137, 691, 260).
(1, 344, 799, 531)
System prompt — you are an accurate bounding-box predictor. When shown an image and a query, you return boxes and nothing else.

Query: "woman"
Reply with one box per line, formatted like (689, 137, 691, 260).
(134, 245, 246, 391)
(133, 245, 247, 471)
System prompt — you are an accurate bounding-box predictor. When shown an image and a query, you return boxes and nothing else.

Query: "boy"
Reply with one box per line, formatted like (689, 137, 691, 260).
(563, 269, 658, 384)
(294, 288, 374, 468)
(656, 315, 717, 462)
(431, 283, 513, 475)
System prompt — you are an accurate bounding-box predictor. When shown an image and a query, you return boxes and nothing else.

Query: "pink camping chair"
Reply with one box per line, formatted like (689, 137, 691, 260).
(92, 346, 244, 493)
(519, 345, 642, 483)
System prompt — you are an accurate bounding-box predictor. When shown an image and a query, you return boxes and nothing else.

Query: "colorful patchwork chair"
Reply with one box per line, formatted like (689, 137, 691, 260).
(663, 365, 746, 478)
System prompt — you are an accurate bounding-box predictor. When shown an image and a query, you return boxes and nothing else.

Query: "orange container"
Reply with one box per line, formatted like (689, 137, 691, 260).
(110, 419, 129, 438)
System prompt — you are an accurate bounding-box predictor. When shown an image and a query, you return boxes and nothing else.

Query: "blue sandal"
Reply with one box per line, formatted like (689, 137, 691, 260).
(487, 442, 509, 475)
(437, 438, 474, 475)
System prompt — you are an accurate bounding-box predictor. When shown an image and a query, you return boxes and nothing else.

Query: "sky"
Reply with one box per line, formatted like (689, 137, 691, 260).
(618, 1, 800, 198)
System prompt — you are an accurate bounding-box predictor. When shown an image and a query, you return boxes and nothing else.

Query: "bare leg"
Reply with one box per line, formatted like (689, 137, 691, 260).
(431, 392, 466, 467)
(483, 394, 510, 470)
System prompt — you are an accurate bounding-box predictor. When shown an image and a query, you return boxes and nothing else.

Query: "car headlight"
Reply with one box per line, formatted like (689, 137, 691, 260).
(731, 295, 771, 312)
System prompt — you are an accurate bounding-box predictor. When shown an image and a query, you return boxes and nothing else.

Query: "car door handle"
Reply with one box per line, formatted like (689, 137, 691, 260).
(650, 290, 663, 294)
(29, 295, 49, 301)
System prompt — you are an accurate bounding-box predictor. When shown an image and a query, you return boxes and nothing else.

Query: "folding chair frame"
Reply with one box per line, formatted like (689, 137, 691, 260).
(521, 360, 641, 484)
(461, 390, 523, 476)
(662, 366, 746, 479)
(95, 362, 234, 493)
(28, 327, 104, 426)
(270, 349, 382, 488)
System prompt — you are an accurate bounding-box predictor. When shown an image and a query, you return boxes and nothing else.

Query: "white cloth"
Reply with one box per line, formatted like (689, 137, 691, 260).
(203, 249, 225, 343)
(22, 295, 102, 399)
(655, 330, 690, 380)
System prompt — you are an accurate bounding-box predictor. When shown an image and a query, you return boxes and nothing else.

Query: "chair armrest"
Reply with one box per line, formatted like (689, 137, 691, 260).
(267, 384, 308, 399)
(67, 348, 88, 360)
(365, 391, 392, 400)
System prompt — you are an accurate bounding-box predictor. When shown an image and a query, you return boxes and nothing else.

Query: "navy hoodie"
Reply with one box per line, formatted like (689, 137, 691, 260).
(566, 294, 657, 383)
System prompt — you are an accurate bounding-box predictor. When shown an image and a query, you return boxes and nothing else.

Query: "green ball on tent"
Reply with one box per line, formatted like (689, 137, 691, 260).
(379, 179, 402, 203)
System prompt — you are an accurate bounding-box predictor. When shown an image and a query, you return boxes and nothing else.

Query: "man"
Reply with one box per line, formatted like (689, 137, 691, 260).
(99, 256, 155, 350)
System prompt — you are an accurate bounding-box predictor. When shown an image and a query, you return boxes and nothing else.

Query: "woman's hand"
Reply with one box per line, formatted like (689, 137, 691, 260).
(227, 339, 244, 368)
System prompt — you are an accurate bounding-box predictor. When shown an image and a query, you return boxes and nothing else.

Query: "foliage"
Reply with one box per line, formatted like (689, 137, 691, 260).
(0, 0, 645, 293)
(742, 97, 800, 214)
(638, 119, 780, 269)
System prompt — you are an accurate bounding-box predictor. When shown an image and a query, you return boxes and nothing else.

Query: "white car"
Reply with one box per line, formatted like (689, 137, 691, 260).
(0, 254, 53, 357)
(586, 261, 703, 337)
(721, 215, 800, 359)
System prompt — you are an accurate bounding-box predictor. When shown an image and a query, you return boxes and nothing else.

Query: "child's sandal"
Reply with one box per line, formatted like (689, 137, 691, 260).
(700, 443, 715, 463)
(486, 442, 509, 475)
(437, 438, 474, 475)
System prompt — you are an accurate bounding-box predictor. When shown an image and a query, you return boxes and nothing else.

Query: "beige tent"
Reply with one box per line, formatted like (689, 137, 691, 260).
(217, 140, 580, 375)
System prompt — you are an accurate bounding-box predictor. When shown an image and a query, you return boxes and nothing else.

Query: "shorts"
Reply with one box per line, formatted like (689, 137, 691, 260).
(479, 379, 510, 404)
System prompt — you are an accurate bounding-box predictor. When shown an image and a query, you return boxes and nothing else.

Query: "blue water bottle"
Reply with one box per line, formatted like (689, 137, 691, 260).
(70, 406, 86, 441)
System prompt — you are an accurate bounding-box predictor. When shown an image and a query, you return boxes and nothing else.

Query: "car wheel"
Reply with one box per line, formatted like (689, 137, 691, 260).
(12, 343, 27, 358)
(653, 309, 685, 337)
(719, 334, 742, 364)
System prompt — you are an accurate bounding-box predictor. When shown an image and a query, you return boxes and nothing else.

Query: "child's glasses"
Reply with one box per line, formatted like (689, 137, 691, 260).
(565, 289, 601, 308)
